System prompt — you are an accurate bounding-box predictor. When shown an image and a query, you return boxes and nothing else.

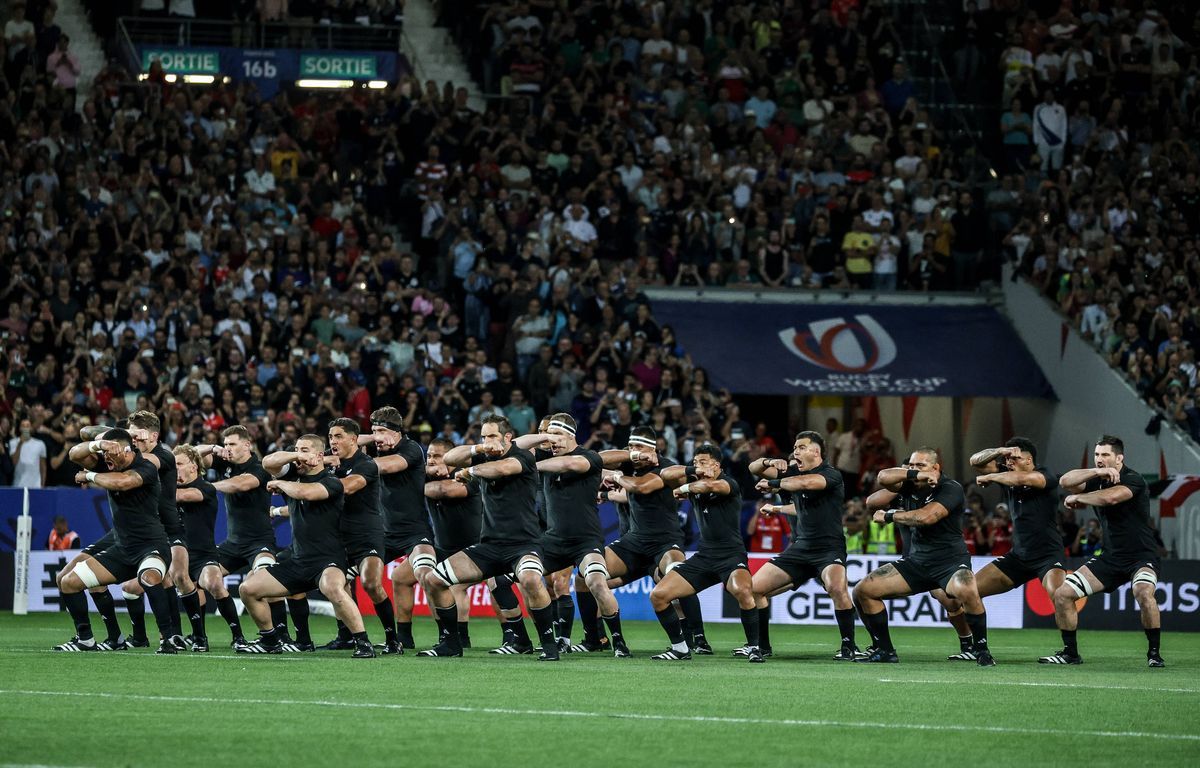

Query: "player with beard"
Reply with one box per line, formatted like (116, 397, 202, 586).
(172, 444, 218, 651)
(425, 437, 485, 648)
(1041, 435, 1163, 667)
(52, 423, 133, 651)
(854, 448, 995, 667)
(650, 444, 761, 662)
(358, 407, 433, 651)
(529, 416, 580, 652)
(240, 434, 374, 657)
(966, 438, 1066, 659)
(747, 431, 859, 660)
(526, 414, 630, 657)
(598, 426, 710, 655)
(322, 418, 401, 654)
(194, 425, 278, 649)
(865, 475, 976, 661)
(55, 429, 177, 653)
(121, 410, 198, 651)
(418, 415, 560, 660)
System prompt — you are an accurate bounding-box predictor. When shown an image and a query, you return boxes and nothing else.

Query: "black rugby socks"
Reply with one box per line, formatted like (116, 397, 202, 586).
(574, 589, 601, 642)
(124, 592, 147, 641)
(143, 582, 175, 638)
(860, 609, 894, 653)
(215, 595, 244, 641)
(287, 598, 311, 645)
(758, 607, 772, 649)
(374, 599, 397, 643)
(655, 607, 687, 649)
(834, 607, 856, 650)
(739, 607, 760, 647)
(965, 612, 988, 652)
(89, 589, 123, 642)
(180, 589, 206, 640)
(556, 594, 575, 640)
(63, 591, 94, 641)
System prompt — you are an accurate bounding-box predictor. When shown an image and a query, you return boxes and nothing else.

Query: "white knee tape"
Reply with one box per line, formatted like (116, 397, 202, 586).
(583, 562, 610, 580)
(516, 556, 544, 576)
(663, 561, 684, 574)
(73, 562, 101, 589)
(1064, 572, 1094, 598)
(434, 560, 459, 586)
(138, 556, 166, 578)
(1133, 570, 1158, 588)
(121, 589, 141, 601)
(252, 553, 276, 571)
(410, 553, 437, 572)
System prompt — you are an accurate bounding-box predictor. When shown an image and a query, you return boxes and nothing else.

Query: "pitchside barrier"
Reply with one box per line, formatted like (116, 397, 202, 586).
(15, 548, 1200, 631)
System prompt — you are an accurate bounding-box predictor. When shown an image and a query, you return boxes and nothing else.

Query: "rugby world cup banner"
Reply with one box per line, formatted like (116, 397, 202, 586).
(650, 299, 1054, 398)
(611, 554, 1027, 629)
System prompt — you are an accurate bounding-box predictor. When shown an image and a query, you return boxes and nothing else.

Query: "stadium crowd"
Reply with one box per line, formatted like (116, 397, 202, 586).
(0, 0, 1001, 488)
(1, 0, 1197, 499)
(961, 0, 1200, 441)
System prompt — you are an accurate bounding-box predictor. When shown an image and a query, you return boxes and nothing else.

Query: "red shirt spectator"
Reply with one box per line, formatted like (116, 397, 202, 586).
(988, 506, 1013, 557)
(747, 507, 791, 553)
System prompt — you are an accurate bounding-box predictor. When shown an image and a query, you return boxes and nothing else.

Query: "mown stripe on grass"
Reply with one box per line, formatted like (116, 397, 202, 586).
(878, 678, 1200, 694)
(2, 689, 1197, 743)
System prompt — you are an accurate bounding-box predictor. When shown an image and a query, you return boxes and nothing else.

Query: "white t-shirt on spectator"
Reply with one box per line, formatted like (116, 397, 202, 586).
(1034, 51, 1063, 81)
(245, 168, 275, 196)
(863, 208, 894, 231)
(144, 247, 169, 269)
(1062, 49, 1093, 82)
(875, 235, 900, 274)
(833, 431, 859, 473)
(1080, 302, 1108, 344)
(8, 437, 45, 488)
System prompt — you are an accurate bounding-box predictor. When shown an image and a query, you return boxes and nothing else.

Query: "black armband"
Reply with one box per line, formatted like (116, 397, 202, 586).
(906, 469, 918, 481)
(766, 479, 782, 490)
(884, 510, 896, 524)
(684, 464, 697, 479)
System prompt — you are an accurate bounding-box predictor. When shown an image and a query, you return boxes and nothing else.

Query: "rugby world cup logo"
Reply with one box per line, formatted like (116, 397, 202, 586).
(778, 315, 897, 373)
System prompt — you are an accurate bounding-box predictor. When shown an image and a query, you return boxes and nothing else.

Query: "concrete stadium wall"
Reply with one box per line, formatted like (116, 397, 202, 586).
(1001, 269, 1200, 478)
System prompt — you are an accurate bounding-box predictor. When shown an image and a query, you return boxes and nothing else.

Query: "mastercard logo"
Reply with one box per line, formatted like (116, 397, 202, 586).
(1025, 572, 1086, 615)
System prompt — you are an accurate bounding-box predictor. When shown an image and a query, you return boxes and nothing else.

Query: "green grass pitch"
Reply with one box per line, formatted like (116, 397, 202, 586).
(1, 613, 1197, 767)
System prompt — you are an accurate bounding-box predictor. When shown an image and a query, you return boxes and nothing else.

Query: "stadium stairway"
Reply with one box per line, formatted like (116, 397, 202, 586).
(55, 0, 106, 102)
(400, 0, 485, 112)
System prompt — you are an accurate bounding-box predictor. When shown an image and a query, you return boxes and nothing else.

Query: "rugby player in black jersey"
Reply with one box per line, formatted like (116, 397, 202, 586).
(650, 444, 762, 662)
(239, 434, 373, 657)
(56, 429, 178, 654)
(525, 414, 629, 657)
(1042, 435, 1164, 667)
(965, 439, 1067, 659)
(425, 437, 486, 648)
(361, 407, 433, 650)
(854, 447, 995, 666)
(748, 431, 858, 660)
(529, 416, 580, 653)
(418, 414, 560, 660)
(865, 478, 976, 661)
(52, 424, 130, 651)
(325, 418, 401, 654)
(121, 411, 193, 650)
(194, 425, 276, 648)
(599, 426, 710, 655)
(173, 445, 218, 652)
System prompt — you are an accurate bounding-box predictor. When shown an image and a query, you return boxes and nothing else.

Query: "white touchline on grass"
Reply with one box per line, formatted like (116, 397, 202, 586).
(877, 678, 1200, 695)
(1, 690, 1197, 742)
